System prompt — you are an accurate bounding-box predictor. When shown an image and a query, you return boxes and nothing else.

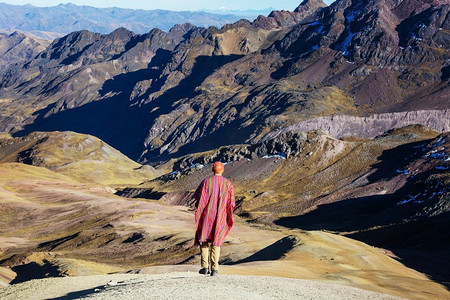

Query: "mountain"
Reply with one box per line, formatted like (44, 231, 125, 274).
(0, 31, 49, 72)
(0, 0, 448, 164)
(1, 158, 448, 299)
(145, 125, 446, 224)
(0, 2, 252, 39)
(0, 0, 449, 293)
(202, 8, 276, 17)
(0, 126, 448, 298)
(0, 131, 159, 184)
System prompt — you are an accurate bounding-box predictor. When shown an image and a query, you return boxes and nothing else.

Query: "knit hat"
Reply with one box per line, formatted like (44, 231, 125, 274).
(213, 162, 224, 174)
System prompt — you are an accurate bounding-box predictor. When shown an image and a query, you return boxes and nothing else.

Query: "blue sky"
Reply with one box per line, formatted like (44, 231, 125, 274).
(0, 0, 335, 11)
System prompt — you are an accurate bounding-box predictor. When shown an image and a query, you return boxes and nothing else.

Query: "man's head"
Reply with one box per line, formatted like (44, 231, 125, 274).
(213, 161, 224, 175)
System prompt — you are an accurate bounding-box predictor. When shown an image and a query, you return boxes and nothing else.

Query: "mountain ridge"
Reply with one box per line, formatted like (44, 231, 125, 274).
(0, 2, 254, 39)
(0, 0, 448, 163)
(0, 30, 49, 72)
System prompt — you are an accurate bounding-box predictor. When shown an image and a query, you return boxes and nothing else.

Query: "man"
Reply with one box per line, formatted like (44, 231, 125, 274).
(194, 161, 235, 276)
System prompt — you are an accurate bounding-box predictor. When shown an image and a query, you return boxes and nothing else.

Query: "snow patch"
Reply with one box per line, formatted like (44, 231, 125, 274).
(316, 25, 324, 34)
(396, 169, 410, 175)
(339, 32, 357, 55)
(413, 143, 426, 150)
(426, 151, 448, 160)
(336, 4, 363, 55)
(190, 163, 205, 170)
(435, 165, 450, 170)
(262, 153, 287, 160)
(430, 137, 445, 148)
(397, 194, 420, 205)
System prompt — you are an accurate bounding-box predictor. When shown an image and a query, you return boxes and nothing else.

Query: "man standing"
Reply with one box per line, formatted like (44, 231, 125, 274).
(194, 161, 235, 276)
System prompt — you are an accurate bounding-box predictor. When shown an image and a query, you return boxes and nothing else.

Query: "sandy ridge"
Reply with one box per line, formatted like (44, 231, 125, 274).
(0, 272, 403, 300)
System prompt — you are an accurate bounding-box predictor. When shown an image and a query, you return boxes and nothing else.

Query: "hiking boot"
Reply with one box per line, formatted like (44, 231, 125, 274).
(199, 268, 209, 275)
(210, 270, 218, 276)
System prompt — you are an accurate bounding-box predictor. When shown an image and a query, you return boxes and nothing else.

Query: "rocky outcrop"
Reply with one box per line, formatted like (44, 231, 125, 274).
(172, 131, 324, 173)
(263, 110, 450, 140)
(273, 0, 450, 66)
(294, 0, 327, 13)
(252, 0, 326, 30)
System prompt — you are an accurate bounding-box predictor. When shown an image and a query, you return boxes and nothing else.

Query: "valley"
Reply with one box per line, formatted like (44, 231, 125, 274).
(0, 0, 449, 299)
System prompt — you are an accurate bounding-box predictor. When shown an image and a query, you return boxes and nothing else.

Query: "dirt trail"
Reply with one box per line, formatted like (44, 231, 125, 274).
(0, 272, 403, 300)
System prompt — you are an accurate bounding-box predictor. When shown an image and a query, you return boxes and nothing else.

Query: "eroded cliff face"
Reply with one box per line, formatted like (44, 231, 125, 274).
(0, 0, 448, 162)
(262, 109, 450, 140)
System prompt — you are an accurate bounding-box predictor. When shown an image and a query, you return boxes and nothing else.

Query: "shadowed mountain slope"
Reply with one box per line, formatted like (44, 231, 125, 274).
(0, 0, 447, 163)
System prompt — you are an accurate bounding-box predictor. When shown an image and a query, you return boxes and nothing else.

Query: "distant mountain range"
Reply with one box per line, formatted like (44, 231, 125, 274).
(202, 8, 275, 17)
(0, 2, 253, 39)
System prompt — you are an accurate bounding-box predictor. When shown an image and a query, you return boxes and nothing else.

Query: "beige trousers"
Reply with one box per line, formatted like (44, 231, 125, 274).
(200, 242, 221, 271)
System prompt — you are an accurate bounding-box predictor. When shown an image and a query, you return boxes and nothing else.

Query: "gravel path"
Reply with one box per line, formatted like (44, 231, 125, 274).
(0, 272, 402, 300)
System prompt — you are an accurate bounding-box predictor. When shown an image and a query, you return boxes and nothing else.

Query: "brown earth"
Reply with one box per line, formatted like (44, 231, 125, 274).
(0, 162, 448, 299)
(134, 125, 450, 288)
(0, 131, 160, 185)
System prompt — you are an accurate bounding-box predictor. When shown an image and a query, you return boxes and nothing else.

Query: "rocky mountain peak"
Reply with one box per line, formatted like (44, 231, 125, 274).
(108, 27, 135, 40)
(0, 30, 49, 73)
(9, 31, 25, 38)
(392, 0, 448, 18)
(36, 30, 101, 63)
(168, 23, 198, 41)
(274, 0, 449, 67)
(253, 0, 326, 30)
(294, 0, 328, 13)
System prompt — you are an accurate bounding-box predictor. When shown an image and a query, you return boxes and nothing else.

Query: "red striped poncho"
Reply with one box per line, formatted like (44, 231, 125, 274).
(194, 175, 235, 247)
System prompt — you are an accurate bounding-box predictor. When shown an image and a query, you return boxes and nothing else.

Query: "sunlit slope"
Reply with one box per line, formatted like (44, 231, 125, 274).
(0, 131, 159, 185)
(138, 125, 449, 288)
(0, 162, 447, 299)
(147, 125, 441, 220)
